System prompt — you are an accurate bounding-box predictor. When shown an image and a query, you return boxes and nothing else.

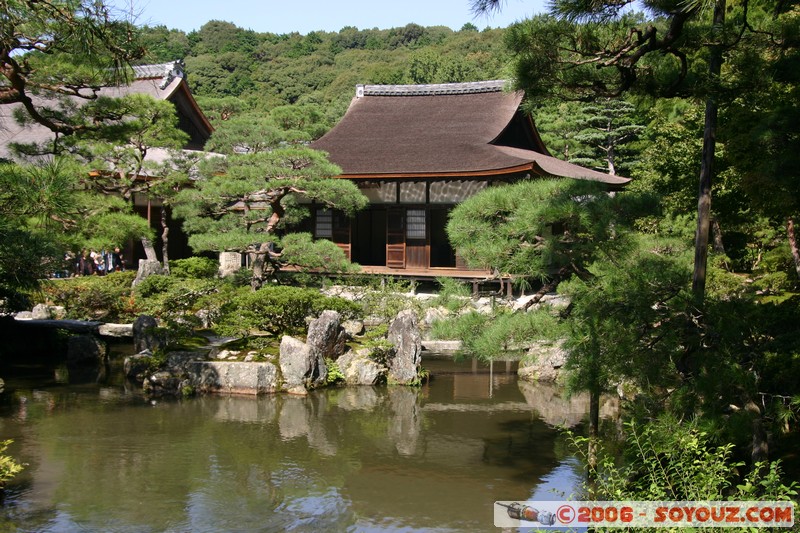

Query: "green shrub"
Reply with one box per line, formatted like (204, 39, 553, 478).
(0, 440, 24, 489)
(40, 271, 138, 321)
(358, 277, 423, 322)
(752, 271, 793, 294)
(169, 257, 219, 279)
(134, 274, 177, 298)
(325, 357, 345, 385)
(135, 278, 241, 333)
(432, 276, 471, 312)
(574, 417, 799, 508)
(217, 285, 362, 337)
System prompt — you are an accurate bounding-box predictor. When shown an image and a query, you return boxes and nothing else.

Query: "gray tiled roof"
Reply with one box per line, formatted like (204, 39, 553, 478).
(0, 62, 193, 162)
(361, 80, 507, 96)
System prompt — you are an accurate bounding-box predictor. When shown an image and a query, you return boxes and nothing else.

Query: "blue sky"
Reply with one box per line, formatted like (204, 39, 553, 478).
(112, 0, 547, 34)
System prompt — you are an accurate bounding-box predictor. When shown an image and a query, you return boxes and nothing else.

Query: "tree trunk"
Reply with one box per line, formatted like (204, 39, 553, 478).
(587, 388, 600, 483)
(140, 237, 158, 261)
(160, 206, 170, 275)
(250, 241, 272, 291)
(691, 0, 725, 301)
(711, 216, 726, 254)
(521, 266, 571, 311)
(744, 397, 769, 472)
(787, 217, 800, 280)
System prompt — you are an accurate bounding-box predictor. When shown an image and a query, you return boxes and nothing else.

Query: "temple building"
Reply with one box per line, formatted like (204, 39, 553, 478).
(310, 80, 629, 280)
(0, 61, 214, 263)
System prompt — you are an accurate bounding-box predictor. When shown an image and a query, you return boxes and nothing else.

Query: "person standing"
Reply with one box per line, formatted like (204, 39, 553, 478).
(92, 250, 106, 276)
(110, 247, 125, 272)
(79, 250, 94, 276)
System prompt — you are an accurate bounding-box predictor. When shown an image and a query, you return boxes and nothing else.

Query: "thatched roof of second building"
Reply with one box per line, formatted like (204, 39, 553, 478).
(312, 80, 630, 187)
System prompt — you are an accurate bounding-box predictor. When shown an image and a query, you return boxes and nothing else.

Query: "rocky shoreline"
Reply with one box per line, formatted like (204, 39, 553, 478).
(8, 290, 575, 397)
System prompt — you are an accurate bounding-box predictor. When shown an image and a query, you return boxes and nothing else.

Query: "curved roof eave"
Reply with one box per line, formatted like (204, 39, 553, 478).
(335, 163, 537, 180)
(334, 159, 631, 188)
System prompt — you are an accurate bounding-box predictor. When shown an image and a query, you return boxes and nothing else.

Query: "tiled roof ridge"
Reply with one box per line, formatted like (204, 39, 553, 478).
(132, 60, 185, 89)
(357, 79, 508, 97)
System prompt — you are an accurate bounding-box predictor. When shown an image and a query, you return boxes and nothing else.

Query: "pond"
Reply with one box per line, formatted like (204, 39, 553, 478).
(0, 350, 603, 532)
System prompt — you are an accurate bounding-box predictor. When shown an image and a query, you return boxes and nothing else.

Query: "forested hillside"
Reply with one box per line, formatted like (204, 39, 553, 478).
(139, 21, 511, 126)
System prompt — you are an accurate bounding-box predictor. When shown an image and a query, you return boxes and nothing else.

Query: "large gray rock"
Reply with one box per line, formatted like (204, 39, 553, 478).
(31, 304, 52, 320)
(133, 315, 165, 353)
(124, 352, 153, 382)
(336, 350, 386, 385)
(135, 351, 212, 394)
(187, 361, 279, 395)
(66, 334, 107, 367)
(342, 319, 365, 338)
(306, 310, 347, 360)
(133, 259, 164, 286)
(422, 306, 449, 328)
(517, 340, 567, 383)
(279, 335, 327, 392)
(143, 371, 182, 396)
(98, 323, 133, 337)
(386, 309, 422, 384)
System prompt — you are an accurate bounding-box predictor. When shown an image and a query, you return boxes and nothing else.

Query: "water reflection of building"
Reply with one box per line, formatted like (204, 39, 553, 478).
(517, 380, 619, 428)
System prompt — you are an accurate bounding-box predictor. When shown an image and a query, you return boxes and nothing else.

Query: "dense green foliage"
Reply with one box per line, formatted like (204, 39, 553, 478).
(216, 285, 362, 337)
(41, 271, 138, 321)
(1, 0, 145, 134)
(573, 418, 798, 507)
(0, 158, 151, 310)
(168, 257, 219, 279)
(137, 22, 510, 122)
(174, 145, 367, 289)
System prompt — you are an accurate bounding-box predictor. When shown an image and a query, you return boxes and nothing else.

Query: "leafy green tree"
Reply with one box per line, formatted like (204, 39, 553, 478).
(193, 96, 250, 125)
(529, 100, 588, 161)
(531, 98, 645, 176)
(721, 11, 800, 280)
(70, 94, 190, 266)
(139, 25, 191, 63)
(174, 146, 367, 290)
(568, 98, 644, 176)
(447, 178, 666, 467)
(408, 50, 477, 83)
(0, 0, 144, 134)
(0, 158, 149, 307)
(204, 115, 301, 155)
(472, 0, 785, 301)
(447, 178, 633, 292)
(269, 104, 330, 140)
(189, 20, 260, 55)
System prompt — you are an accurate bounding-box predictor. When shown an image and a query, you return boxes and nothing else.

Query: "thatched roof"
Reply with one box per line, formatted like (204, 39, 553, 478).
(0, 61, 213, 161)
(311, 80, 630, 187)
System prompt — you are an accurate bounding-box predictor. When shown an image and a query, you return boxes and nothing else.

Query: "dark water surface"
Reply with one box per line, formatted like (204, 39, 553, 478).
(0, 352, 591, 532)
